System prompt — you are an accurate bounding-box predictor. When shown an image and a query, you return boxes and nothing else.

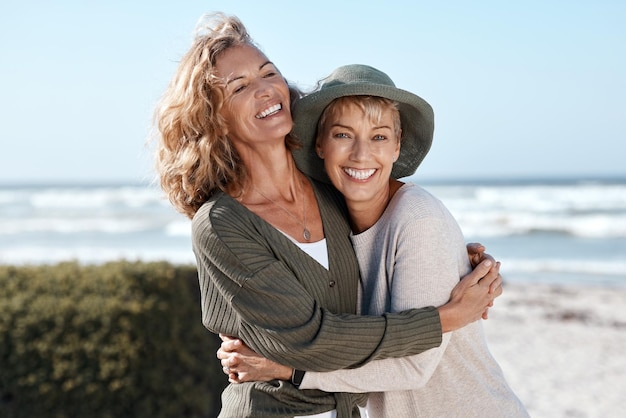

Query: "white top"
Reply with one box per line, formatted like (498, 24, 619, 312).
(300, 183, 528, 418)
(292, 238, 329, 269)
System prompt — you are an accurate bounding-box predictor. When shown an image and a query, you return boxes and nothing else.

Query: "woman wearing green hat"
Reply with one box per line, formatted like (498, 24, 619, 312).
(154, 12, 502, 418)
(219, 65, 528, 417)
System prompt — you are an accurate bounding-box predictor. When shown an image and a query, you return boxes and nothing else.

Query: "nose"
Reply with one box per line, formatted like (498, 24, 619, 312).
(254, 78, 274, 98)
(350, 138, 370, 161)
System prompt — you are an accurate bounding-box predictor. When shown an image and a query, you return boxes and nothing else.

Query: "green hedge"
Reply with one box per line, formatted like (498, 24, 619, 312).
(0, 261, 228, 418)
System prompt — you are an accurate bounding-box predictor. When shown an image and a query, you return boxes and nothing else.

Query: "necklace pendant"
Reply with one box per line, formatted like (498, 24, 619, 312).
(303, 228, 311, 241)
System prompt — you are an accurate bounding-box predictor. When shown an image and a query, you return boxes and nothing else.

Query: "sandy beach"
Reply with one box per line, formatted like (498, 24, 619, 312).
(482, 282, 626, 417)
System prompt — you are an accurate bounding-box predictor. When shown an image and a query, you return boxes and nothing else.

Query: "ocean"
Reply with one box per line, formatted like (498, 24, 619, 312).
(1, 177, 625, 288)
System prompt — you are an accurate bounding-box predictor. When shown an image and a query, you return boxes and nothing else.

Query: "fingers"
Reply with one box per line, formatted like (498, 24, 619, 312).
(220, 354, 238, 369)
(223, 366, 242, 384)
(218, 336, 247, 384)
(476, 262, 503, 321)
(462, 259, 493, 287)
(223, 363, 254, 384)
(478, 261, 500, 288)
(490, 273, 503, 295)
(217, 340, 242, 365)
(483, 263, 503, 297)
(467, 243, 486, 268)
(222, 357, 243, 382)
(219, 338, 242, 353)
(218, 341, 241, 369)
(466, 242, 486, 254)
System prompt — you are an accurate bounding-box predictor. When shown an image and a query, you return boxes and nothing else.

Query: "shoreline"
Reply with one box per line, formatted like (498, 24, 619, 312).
(483, 282, 626, 417)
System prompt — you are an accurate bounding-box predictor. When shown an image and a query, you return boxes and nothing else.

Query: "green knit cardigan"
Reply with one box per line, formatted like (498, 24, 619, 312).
(192, 179, 442, 418)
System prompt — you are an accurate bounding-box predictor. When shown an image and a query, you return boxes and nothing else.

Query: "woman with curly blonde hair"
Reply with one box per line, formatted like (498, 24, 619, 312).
(154, 13, 300, 218)
(152, 12, 501, 418)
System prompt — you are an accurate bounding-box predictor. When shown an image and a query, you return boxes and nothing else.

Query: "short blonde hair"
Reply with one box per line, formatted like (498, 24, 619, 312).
(317, 96, 401, 142)
(153, 13, 299, 218)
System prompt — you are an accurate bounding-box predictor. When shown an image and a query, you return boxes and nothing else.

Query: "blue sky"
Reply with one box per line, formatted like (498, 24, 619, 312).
(1, 0, 624, 184)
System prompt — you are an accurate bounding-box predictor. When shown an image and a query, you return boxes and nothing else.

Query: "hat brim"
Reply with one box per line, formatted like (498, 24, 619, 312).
(291, 82, 434, 184)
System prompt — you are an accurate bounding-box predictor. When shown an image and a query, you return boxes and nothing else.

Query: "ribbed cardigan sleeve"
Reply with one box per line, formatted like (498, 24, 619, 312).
(192, 181, 442, 372)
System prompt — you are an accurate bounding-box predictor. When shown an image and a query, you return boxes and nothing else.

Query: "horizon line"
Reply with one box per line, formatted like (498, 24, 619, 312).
(2, 172, 626, 188)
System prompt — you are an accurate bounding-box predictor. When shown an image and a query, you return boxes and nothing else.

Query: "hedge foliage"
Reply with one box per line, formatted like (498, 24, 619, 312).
(0, 261, 228, 418)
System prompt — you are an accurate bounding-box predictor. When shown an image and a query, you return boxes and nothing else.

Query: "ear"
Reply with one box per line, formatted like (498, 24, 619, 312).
(217, 120, 229, 137)
(315, 141, 324, 159)
(393, 129, 402, 161)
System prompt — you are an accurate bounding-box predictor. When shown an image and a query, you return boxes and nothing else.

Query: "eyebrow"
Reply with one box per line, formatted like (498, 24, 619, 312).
(226, 61, 274, 85)
(330, 123, 352, 129)
(330, 123, 393, 130)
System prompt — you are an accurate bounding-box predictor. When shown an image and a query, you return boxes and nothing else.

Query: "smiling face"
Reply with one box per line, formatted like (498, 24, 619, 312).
(215, 44, 293, 149)
(316, 97, 401, 219)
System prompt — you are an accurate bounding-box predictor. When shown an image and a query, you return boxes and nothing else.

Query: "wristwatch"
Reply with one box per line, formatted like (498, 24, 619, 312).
(291, 369, 306, 387)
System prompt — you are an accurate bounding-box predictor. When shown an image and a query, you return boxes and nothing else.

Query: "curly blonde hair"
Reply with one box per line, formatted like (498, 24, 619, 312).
(153, 13, 299, 218)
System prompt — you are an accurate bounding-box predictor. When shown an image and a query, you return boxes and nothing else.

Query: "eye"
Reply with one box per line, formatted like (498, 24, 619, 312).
(261, 64, 280, 79)
(333, 132, 350, 139)
(232, 84, 247, 94)
(263, 70, 278, 78)
(373, 134, 387, 141)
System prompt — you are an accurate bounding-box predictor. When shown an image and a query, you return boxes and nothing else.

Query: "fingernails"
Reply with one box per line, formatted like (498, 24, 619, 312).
(484, 260, 492, 267)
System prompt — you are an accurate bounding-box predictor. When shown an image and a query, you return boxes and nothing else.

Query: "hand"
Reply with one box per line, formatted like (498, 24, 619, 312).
(437, 259, 503, 332)
(467, 242, 488, 268)
(217, 334, 293, 384)
(466, 242, 499, 294)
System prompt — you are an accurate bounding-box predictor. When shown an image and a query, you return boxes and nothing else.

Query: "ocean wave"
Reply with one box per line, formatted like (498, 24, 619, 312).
(503, 257, 626, 277)
(413, 183, 626, 238)
(428, 183, 626, 214)
(0, 246, 196, 266)
(0, 185, 168, 210)
(473, 184, 626, 212)
(454, 211, 626, 238)
(0, 217, 163, 235)
(1, 183, 625, 284)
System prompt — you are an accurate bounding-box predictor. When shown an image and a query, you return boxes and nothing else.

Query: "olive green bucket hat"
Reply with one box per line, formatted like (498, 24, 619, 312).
(291, 64, 434, 183)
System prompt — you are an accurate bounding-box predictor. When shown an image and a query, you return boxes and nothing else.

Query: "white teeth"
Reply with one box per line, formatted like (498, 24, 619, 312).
(256, 103, 282, 119)
(344, 168, 376, 180)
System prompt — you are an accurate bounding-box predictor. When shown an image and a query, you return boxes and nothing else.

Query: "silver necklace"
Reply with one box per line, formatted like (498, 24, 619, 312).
(253, 183, 311, 241)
